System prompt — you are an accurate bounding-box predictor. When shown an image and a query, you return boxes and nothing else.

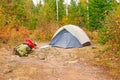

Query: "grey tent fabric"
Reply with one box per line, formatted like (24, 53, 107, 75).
(50, 29, 82, 48)
(50, 24, 91, 48)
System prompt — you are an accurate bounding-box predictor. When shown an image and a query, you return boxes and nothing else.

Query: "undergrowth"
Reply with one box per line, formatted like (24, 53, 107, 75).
(0, 23, 59, 48)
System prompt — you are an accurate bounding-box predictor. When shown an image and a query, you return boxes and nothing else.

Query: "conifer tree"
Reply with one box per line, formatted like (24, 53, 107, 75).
(88, 0, 113, 31)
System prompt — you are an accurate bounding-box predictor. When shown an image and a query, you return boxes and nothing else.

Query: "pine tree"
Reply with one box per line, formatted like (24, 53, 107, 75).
(88, 0, 113, 31)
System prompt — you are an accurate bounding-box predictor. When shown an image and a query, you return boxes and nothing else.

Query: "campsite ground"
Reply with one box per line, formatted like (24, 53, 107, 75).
(0, 42, 119, 80)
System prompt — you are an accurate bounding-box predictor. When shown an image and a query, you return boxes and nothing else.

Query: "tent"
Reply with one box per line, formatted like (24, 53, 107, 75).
(50, 24, 91, 48)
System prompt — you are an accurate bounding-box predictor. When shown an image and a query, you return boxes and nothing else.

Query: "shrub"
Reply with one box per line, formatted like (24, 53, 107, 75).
(103, 4, 120, 57)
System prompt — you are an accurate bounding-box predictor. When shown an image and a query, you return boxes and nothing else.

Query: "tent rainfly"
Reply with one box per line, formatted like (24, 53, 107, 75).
(50, 24, 91, 48)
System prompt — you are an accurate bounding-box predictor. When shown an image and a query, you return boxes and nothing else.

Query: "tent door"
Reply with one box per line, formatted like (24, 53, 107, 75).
(50, 29, 82, 48)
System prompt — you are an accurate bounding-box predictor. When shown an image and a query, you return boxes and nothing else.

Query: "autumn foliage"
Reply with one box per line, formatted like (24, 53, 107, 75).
(104, 5, 120, 57)
(0, 27, 30, 44)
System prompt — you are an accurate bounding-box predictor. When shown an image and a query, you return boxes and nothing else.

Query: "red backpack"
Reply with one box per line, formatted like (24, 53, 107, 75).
(25, 39, 35, 49)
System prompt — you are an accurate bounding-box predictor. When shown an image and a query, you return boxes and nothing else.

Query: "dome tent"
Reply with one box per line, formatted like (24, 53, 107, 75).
(50, 24, 91, 48)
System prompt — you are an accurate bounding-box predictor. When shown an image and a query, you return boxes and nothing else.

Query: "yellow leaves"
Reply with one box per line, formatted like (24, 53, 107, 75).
(116, 15, 120, 19)
(0, 6, 3, 14)
(104, 7, 120, 56)
(80, 0, 87, 7)
(115, 21, 119, 25)
(61, 17, 68, 25)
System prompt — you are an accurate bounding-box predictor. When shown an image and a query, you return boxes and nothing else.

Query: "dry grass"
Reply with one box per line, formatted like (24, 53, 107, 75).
(30, 23, 59, 41)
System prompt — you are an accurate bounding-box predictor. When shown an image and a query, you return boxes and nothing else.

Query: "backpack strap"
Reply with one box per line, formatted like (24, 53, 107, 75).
(22, 43, 32, 49)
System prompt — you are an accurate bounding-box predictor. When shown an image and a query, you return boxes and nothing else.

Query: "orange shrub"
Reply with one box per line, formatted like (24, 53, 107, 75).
(0, 27, 31, 45)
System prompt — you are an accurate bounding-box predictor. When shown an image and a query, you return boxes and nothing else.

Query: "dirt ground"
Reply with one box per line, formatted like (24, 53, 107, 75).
(0, 42, 115, 80)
